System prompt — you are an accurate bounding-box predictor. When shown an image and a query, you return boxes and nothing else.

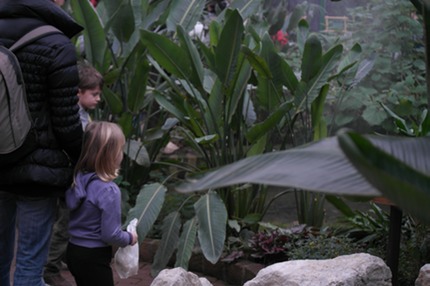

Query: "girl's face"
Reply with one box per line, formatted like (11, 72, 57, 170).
(78, 87, 101, 110)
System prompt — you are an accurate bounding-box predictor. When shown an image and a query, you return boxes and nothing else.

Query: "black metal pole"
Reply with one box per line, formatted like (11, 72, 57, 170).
(386, 205, 402, 286)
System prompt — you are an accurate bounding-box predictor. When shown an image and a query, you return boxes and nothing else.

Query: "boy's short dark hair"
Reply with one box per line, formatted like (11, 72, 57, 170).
(77, 60, 104, 91)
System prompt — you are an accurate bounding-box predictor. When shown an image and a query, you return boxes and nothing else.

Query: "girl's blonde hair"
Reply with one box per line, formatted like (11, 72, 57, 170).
(75, 121, 125, 182)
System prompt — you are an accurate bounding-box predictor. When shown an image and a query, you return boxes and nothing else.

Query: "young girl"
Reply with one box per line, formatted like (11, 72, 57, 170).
(65, 121, 137, 286)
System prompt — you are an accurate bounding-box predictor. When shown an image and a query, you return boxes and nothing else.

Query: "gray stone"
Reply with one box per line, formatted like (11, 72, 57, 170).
(244, 253, 391, 286)
(416, 264, 430, 286)
(150, 267, 213, 286)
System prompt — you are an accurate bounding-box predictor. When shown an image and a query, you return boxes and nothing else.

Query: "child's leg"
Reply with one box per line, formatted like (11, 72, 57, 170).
(67, 243, 114, 286)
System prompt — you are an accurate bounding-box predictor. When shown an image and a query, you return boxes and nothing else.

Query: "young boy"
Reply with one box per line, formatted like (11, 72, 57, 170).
(44, 61, 103, 286)
(77, 60, 103, 129)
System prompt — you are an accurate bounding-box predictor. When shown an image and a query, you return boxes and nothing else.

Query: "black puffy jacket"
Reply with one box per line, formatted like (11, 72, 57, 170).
(0, 0, 84, 196)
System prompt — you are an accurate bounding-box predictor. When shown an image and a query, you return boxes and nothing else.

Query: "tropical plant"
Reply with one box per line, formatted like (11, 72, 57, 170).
(123, 2, 362, 274)
(68, 0, 428, 280)
(332, 0, 425, 132)
(177, 130, 430, 224)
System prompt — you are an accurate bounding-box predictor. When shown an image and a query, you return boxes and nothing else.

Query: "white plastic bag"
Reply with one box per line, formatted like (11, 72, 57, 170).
(114, 218, 139, 279)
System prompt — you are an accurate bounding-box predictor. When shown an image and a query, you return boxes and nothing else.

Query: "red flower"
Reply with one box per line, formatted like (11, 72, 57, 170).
(272, 30, 288, 47)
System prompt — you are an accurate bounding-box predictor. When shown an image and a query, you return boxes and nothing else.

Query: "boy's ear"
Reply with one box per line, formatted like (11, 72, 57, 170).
(77, 88, 83, 96)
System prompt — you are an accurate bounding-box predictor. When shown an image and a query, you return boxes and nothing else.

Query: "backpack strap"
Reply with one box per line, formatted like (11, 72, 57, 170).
(10, 25, 62, 52)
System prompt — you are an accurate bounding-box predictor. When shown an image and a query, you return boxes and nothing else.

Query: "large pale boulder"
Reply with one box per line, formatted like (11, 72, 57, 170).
(150, 267, 212, 286)
(244, 253, 391, 286)
(416, 264, 430, 286)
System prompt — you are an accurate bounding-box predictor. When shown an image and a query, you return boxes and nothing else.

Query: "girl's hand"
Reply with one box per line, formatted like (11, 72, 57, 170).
(130, 231, 138, 245)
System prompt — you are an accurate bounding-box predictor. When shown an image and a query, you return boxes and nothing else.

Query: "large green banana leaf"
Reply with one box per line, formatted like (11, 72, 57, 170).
(194, 192, 227, 264)
(101, 0, 135, 42)
(127, 51, 150, 113)
(215, 10, 244, 89)
(166, 0, 205, 33)
(339, 131, 430, 224)
(175, 218, 198, 270)
(178, 132, 430, 223)
(177, 135, 380, 196)
(177, 26, 204, 90)
(296, 40, 343, 110)
(71, 0, 107, 69)
(126, 183, 166, 242)
(219, 0, 263, 21)
(140, 30, 192, 83)
(151, 211, 181, 276)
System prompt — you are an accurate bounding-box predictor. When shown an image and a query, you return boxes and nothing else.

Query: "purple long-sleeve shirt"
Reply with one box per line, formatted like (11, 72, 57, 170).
(66, 172, 131, 248)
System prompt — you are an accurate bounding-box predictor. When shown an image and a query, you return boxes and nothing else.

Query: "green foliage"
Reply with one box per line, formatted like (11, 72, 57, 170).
(248, 229, 292, 264)
(294, 191, 326, 228)
(342, 203, 389, 244)
(338, 131, 430, 225)
(383, 104, 430, 137)
(288, 234, 360, 261)
(179, 130, 430, 226)
(334, 0, 425, 132)
(69, 0, 430, 278)
(126, 183, 167, 242)
(151, 211, 181, 276)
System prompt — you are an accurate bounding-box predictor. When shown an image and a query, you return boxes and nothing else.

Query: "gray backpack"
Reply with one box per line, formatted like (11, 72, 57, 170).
(0, 25, 61, 167)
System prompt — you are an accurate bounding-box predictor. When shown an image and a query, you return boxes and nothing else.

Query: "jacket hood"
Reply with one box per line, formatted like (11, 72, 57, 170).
(0, 0, 83, 38)
(66, 172, 97, 210)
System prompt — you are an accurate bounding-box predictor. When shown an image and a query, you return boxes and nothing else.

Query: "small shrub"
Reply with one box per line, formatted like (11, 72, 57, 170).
(249, 229, 292, 264)
(288, 234, 361, 260)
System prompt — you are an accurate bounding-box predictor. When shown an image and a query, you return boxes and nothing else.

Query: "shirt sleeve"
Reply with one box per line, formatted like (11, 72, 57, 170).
(98, 183, 131, 247)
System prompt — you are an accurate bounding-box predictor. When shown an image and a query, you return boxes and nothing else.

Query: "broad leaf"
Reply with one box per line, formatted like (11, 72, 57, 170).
(338, 131, 430, 224)
(141, 30, 192, 81)
(215, 10, 244, 89)
(229, 0, 263, 20)
(153, 92, 187, 123)
(194, 192, 227, 264)
(126, 183, 167, 242)
(336, 43, 362, 75)
(71, 0, 106, 68)
(242, 46, 272, 79)
(296, 19, 309, 53)
(177, 136, 380, 197)
(255, 34, 285, 111)
(351, 54, 376, 87)
(301, 34, 322, 82)
(103, 0, 135, 42)
(226, 55, 252, 124)
(151, 211, 181, 276)
(246, 101, 293, 143)
(311, 84, 329, 140)
(127, 54, 149, 113)
(118, 112, 133, 138)
(381, 103, 409, 134)
(296, 44, 343, 109)
(177, 26, 205, 90)
(102, 87, 123, 114)
(166, 0, 205, 33)
(175, 217, 198, 270)
(124, 139, 150, 167)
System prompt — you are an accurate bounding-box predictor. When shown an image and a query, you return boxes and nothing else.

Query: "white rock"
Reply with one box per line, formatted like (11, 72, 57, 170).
(416, 264, 430, 286)
(244, 253, 391, 286)
(150, 267, 213, 286)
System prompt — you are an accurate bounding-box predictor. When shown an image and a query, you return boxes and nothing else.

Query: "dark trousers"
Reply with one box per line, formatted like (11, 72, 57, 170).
(66, 242, 113, 286)
(45, 198, 69, 277)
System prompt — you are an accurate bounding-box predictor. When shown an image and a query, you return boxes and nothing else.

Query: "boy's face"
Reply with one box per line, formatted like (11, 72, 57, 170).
(78, 87, 101, 110)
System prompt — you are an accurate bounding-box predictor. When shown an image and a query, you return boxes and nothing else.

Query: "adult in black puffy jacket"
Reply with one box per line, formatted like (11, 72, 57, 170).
(0, 0, 83, 285)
